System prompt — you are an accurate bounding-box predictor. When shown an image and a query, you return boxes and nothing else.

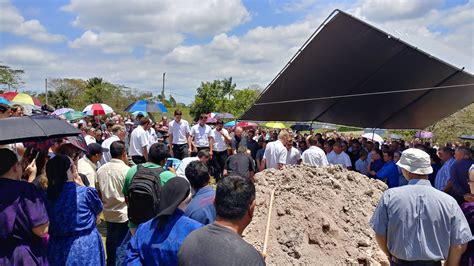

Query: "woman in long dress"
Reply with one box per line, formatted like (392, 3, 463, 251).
(45, 154, 105, 265)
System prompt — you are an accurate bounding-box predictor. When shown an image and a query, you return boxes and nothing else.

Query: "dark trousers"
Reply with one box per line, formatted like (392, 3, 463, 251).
(213, 150, 228, 181)
(172, 143, 189, 160)
(131, 155, 146, 165)
(106, 221, 129, 266)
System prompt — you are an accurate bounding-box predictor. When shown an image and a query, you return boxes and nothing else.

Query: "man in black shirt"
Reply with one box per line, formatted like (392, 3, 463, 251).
(224, 145, 255, 181)
(178, 176, 265, 266)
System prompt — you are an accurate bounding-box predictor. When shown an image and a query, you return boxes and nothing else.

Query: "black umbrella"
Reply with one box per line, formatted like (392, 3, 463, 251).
(290, 124, 313, 131)
(0, 115, 81, 145)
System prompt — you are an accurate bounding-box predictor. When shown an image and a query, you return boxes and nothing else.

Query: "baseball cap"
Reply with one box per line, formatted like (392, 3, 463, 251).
(396, 148, 433, 175)
(88, 143, 108, 156)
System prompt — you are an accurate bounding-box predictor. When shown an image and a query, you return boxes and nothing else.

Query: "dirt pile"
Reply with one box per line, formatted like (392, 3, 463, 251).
(243, 165, 389, 265)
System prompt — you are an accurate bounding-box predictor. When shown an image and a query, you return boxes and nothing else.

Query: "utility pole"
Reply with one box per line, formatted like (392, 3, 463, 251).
(45, 78, 48, 105)
(161, 72, 166, 100)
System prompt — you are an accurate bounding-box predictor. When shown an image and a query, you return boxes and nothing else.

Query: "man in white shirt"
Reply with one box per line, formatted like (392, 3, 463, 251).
(84, 126, 97, 145)
(168, 110, 191, 160)
(262, 130, 290, 170)
(96, 140, 130, 266)
(286, 139, 302, 165)
(327, 141, 352, 169)
(210, 120, 231, 181)
(100, 124, 126, 165)
(190, 114, 214, 155)
(176, 150, 210, 178)
(302, 136, 328, 167)
(128, 118, 150, 164)
(145, 119, 159, 151)
(78, 143, 108, 188)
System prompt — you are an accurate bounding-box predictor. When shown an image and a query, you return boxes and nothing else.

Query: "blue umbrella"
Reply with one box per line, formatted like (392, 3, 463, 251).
(290, 124, 312, 131)
(224, 120, 236, 128)
(124, 99, 168, 113)
(0, 96, 11, 105)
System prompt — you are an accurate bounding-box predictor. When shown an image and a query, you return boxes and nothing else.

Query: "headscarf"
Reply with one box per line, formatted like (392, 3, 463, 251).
(156, 177, 190, 227)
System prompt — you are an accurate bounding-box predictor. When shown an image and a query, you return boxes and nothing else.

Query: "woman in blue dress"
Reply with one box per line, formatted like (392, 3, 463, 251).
(45, 154, 105, 266)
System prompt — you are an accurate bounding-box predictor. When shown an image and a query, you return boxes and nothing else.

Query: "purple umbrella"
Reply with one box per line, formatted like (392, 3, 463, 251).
(52, 108, 74, 116)
(415, 131, 433, 139)
(214, 112, 234, 119)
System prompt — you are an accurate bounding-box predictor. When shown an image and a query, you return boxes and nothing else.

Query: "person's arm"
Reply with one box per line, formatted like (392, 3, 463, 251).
(208, 134, 214, 158)
(445, 244, 467, 266)
(25, 159, 37, 183)
(222, 130, 232, 143)
(374, 234, 390, 257)
(32, 222, 49, 237)
(142, 146, 148, 160)
(260, 159, 266, 172)
(223, 169, 229, 177)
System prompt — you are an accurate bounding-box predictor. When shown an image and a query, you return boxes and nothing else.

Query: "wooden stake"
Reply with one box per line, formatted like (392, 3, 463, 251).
(262, 188, 276, 258)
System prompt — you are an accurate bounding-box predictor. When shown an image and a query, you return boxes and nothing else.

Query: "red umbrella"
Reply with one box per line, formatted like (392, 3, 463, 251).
(236, 121, 258, 128)
(83, 103, 113, 116)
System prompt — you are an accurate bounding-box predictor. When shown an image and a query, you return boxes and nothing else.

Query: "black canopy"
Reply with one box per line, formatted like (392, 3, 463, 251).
(240, 10, 474, 129)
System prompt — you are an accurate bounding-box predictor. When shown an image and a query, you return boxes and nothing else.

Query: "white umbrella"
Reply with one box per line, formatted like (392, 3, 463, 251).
(362, 132, 384, 144)
(82, 103, 113, 116)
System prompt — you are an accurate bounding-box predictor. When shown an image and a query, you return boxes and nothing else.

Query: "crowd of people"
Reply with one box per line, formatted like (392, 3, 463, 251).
(0, 103, 473, 265)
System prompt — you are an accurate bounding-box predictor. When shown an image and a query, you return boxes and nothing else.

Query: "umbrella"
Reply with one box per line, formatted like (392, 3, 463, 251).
(206, 117, 218, 124)
(214, 112, 234, 119)
(83, 103, 114, 116)
(389, 134, 403, 140)
(236, 121, 258, 129)
(415, 131, 433, 139)
(1, 92, 41, 106)
(459, 135, 474, 140)
(0, 115, 81, 145)
(63, 111, 86, 121)
(23, 138, 59, 151)
(132, 111, 149, 117)
(0, 96, 11, 105)
(224, 120, 236, 128)
(124, 100, 168, 113)
(264, 122, 286, 129)
(290, 124, 312, 131)
(362, 132, 384, 143)
(52, 108, 74, 116)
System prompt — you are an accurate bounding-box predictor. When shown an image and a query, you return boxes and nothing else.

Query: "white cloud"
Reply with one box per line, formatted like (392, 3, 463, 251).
(0, 46, 57, 65)
(63, 0, 250, 53)
(0, 0, 64, 43)
(352, 0, 443, 22)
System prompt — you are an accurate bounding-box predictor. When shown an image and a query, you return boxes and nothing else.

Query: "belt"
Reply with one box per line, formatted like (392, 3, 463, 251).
(214, 150, 227, 153)
(173, 143, 187, 146)
(391, 256, 441, 266)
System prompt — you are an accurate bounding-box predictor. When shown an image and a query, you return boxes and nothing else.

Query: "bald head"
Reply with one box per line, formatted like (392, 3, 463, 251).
(235, 126, 243, 137)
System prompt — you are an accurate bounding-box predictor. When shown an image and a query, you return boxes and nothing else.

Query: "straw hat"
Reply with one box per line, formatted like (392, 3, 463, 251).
(396, 148, 433, 175)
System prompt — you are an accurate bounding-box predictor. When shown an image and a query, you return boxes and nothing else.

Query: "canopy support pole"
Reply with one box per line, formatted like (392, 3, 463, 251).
(374, 68, 463, 129)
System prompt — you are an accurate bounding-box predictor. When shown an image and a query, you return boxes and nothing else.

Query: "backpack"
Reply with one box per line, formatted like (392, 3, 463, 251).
(127, 165, 164, 225)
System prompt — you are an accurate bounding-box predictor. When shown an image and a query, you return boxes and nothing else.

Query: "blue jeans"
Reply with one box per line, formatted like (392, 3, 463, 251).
(106, 221, 128, 266)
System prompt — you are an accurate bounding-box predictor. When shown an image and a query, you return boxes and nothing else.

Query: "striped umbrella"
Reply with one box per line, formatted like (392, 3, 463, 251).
(83, 103, 113, 116)
(0, 96, 11, 105)
(1, 92, 41, 106)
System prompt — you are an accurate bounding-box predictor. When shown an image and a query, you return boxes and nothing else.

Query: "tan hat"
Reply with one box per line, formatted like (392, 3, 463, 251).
(396, 148, 433, 175)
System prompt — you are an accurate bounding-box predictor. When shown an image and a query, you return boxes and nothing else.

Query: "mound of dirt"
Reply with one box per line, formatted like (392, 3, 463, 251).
(243, 165, 389, 265)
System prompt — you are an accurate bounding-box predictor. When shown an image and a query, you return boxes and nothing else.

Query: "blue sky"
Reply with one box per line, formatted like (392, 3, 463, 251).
(1, 0, 472, 103)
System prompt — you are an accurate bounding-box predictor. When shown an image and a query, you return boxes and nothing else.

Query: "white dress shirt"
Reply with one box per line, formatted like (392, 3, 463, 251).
(286, 146, 302, 165)
(168, 119, 190, 145)
(100, 135, 120, 165)
(78, 156, 98, 188)
(302, 146, 329, 167)
(190, 124, 212, 148)
(128, 126, 148, 156)
(211, 128, 230, 152)
(263, 140, 287, 169)
(327, 150, 352, 168)
(84, 134, 96, 145)
(97, 159, 130, 223)
(176, 157, 200, 178)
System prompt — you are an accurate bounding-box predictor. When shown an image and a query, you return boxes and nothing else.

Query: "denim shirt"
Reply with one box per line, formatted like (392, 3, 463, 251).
(370, 179, 473, 261)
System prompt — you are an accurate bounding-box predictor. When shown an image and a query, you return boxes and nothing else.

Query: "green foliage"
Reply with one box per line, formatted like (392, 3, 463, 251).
(189, 77, 260, 121)
(0, 64, 24, 90)
(84, 77, 117, 104)
(429, 104, 474, 145)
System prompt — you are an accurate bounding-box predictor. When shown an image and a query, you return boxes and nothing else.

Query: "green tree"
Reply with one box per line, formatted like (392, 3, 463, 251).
(0, 64, 24, 90)
(168, 94, 176, 107)
(189, 80, 225, 121)
(84, 77, 117, 103)
(228, 88, 260, 117)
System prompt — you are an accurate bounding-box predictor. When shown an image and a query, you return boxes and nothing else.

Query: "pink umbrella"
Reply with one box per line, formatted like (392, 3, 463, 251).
(415, 131, 433, 139)
(236, 121, 258, 129)
(82, 103, 113, 116)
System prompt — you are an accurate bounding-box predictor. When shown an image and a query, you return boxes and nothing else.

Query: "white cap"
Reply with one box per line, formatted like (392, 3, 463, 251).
(396, 148, 433, 175)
